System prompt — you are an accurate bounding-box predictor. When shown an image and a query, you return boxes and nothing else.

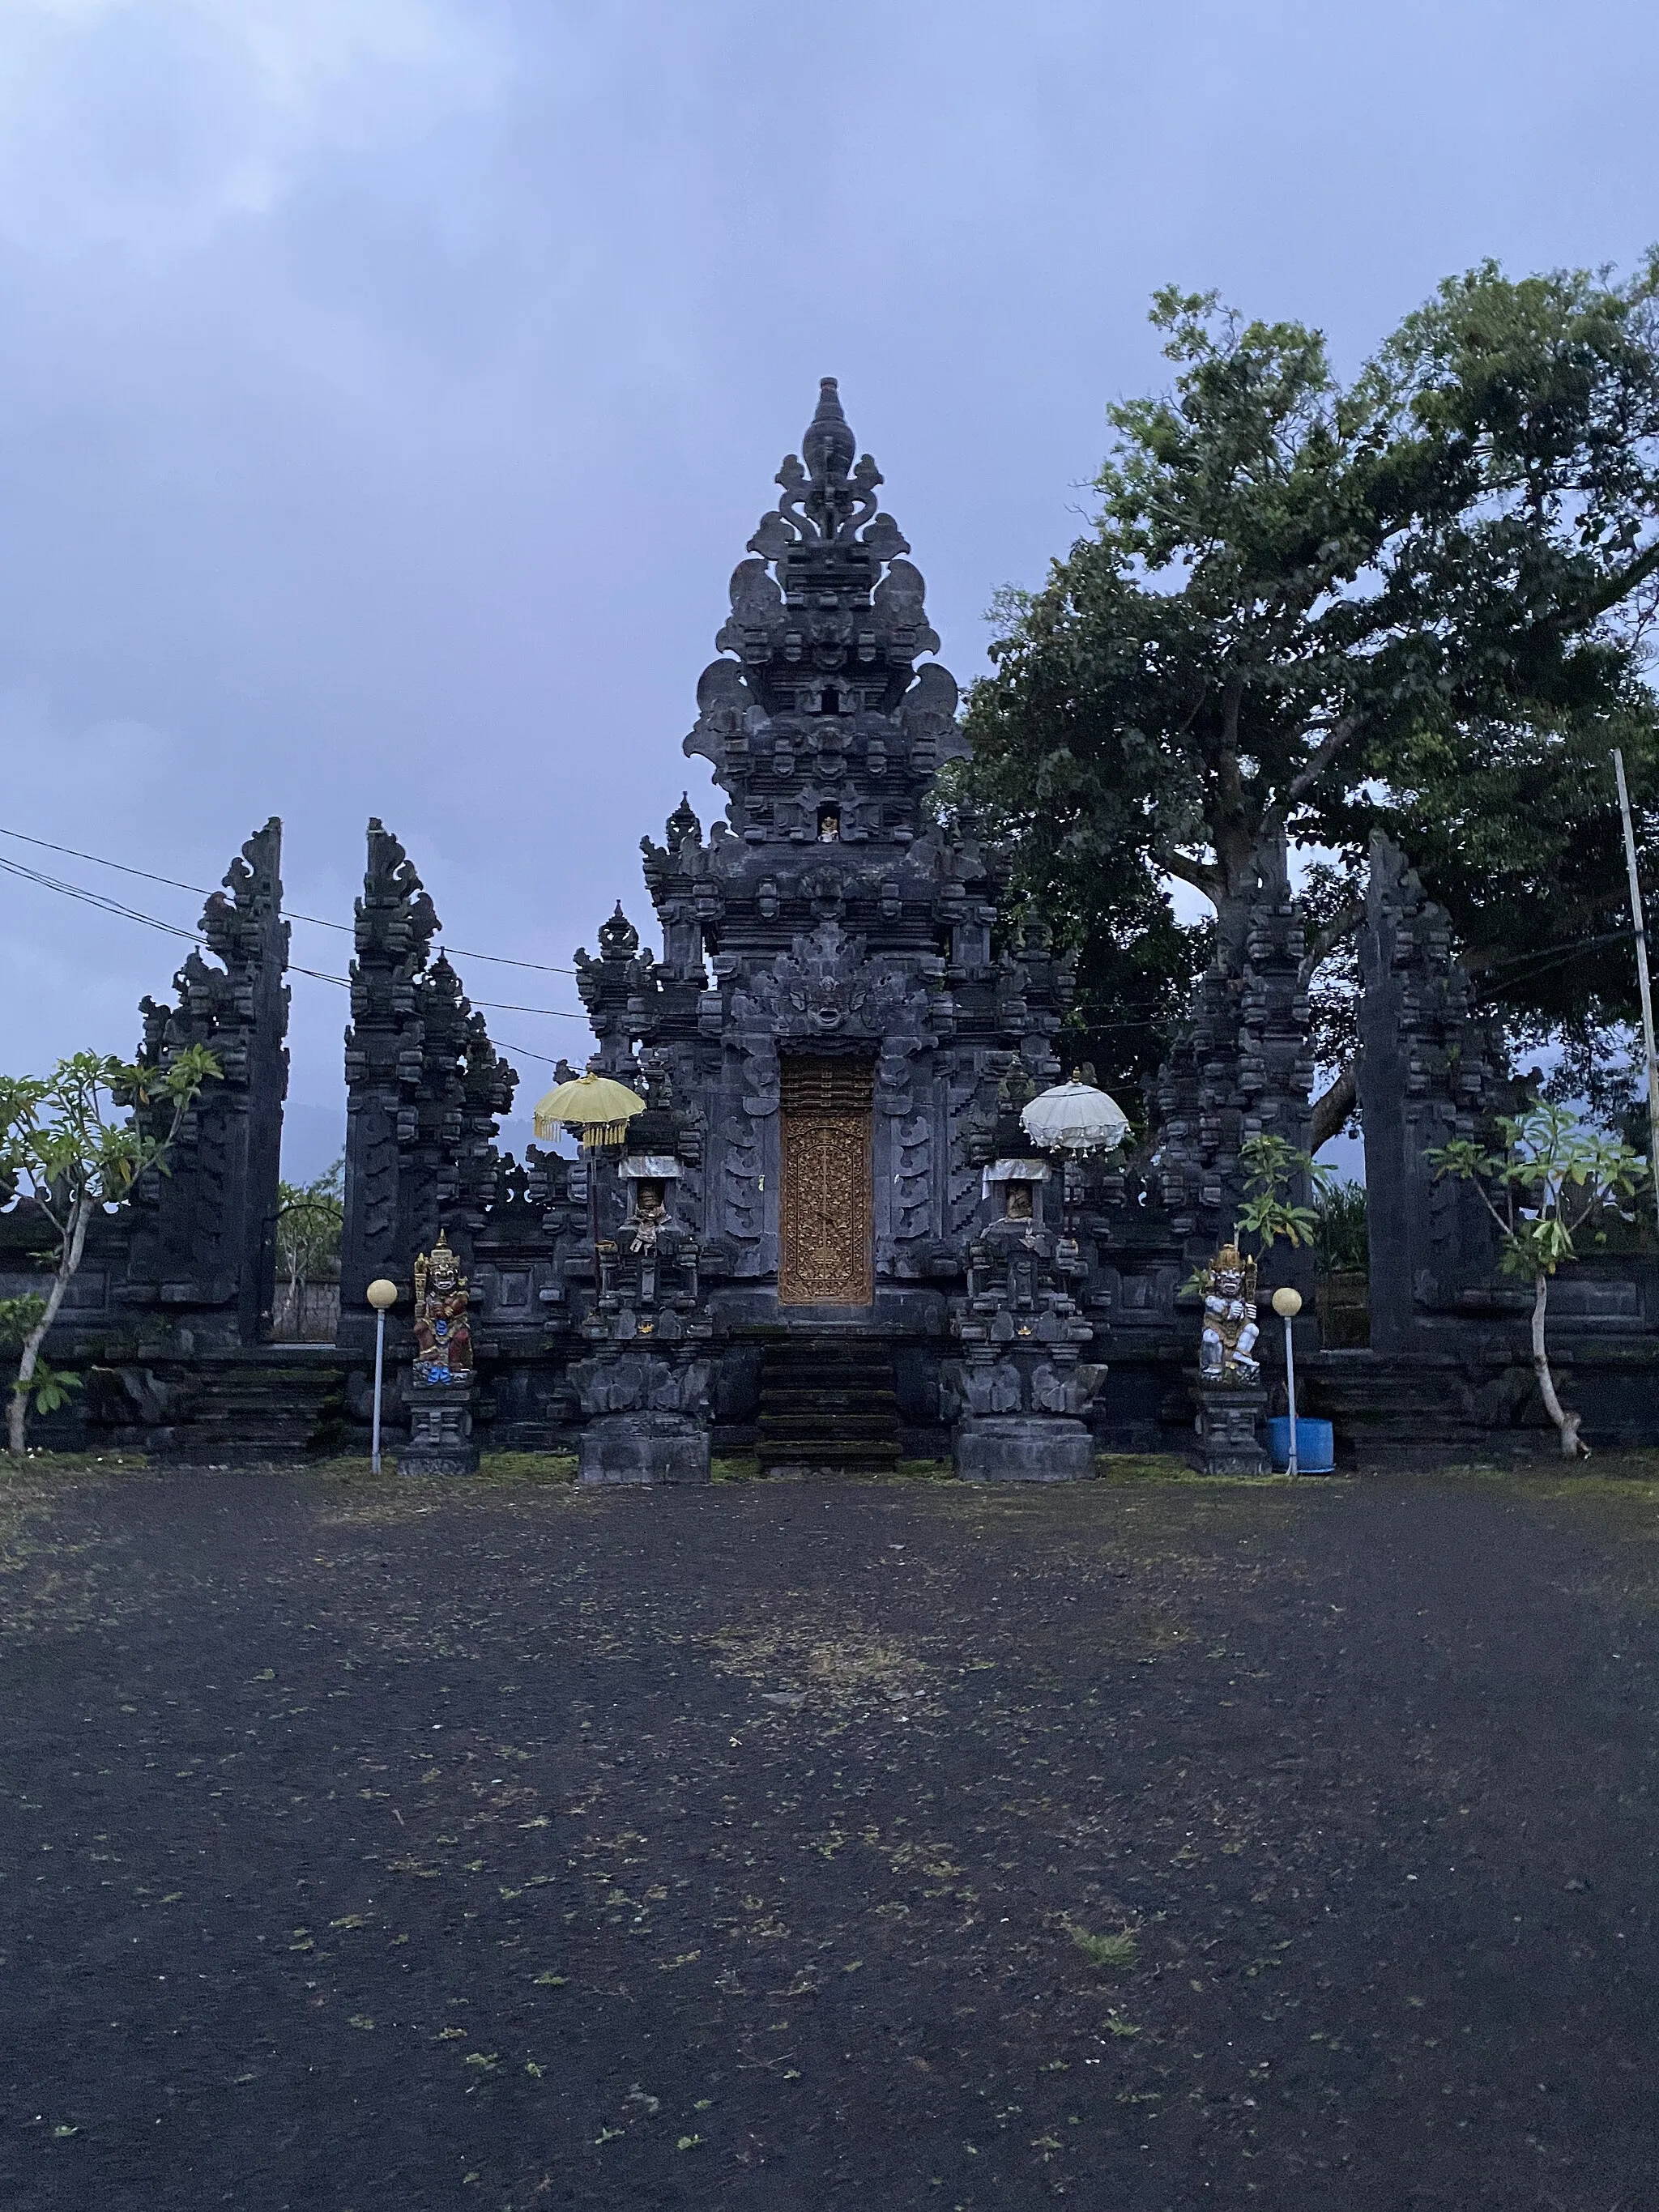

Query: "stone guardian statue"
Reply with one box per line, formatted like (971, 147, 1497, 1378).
(1197, 1242, 1260, 1383)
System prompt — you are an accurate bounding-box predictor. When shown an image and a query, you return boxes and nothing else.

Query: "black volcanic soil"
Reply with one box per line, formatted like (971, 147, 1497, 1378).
(3, 1458, 1657, 2212)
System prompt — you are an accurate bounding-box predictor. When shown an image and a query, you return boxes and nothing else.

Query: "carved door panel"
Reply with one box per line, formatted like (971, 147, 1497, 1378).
(778, 1057, 873, 1306)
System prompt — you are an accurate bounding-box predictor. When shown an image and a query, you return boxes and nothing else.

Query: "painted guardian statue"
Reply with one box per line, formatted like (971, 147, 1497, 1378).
(412, 1230, 473, 1385)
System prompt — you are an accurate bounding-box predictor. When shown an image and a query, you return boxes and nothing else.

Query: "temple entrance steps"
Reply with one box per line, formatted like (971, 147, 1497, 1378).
(178, 1360, 351, 1460)
(755, 1337, 903, 1476)
(98, 1349, 355, 1462)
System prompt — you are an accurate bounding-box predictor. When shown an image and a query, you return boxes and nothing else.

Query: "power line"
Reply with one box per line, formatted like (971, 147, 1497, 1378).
(0, 821, 581, 976)
(23, 816, 1642, 1074)
(0, 852, 205, 944)
(1470, 925, 1635, 1002)
(0, 847, 577, 1069)
(0, 829, 211, 902)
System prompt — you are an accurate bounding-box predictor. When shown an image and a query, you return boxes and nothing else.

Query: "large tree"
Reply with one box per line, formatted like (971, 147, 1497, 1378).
(961, 260, 1659, 1144)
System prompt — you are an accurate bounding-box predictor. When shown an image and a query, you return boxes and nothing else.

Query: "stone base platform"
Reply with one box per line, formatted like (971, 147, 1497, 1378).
(579, 1412, 710, 1486)
(953, 1415, 1094, 1482)
(403, 1379, 480, 1476)
(1191, 1382, 1268, 1476)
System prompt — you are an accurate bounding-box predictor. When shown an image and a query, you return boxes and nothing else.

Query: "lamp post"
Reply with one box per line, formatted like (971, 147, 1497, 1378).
(1271, 1285, 1303, 1476)
(366, 1278, 399, 1473)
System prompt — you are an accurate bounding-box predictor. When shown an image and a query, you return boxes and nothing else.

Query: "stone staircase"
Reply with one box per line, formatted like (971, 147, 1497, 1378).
(755, 1337, 903, 1475)
(86, 1349, 358, 1461)
(176, 1357, 354, 1460)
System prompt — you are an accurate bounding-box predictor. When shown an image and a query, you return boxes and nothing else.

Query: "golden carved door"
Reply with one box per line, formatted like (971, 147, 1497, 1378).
(778, 1056, 873, 1306)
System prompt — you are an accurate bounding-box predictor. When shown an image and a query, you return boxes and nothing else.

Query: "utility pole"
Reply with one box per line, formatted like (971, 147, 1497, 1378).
(1612, 748, 1659, 1230)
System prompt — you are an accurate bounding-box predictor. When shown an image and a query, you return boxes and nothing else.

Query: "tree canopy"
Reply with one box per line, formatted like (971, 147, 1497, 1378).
(958, 258, 1659, 1138)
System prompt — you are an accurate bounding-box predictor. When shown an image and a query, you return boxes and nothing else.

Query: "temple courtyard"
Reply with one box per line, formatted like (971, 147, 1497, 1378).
(5, 1458, 1657, 2211)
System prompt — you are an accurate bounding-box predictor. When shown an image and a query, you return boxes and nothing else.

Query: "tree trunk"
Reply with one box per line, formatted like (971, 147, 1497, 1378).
(6, 1194, 90, 1458)
(1530, 1271, 1585, 1460)
(1309, 1057, 1358, 1153)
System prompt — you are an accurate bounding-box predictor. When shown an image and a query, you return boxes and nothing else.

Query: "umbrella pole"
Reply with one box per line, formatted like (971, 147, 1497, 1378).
(587, 1144, 600, 1292)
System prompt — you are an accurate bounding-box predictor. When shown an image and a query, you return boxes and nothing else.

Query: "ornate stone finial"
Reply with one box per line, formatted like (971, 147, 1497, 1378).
(770, 377, 885, 545)
(684, 381, 949, 820)
(354, 819, 438, 971)
(202, 816, 285, 966)
(597, 903, 640, 961)
(664, 793, 702, 850)
(803, 376, 856, 488)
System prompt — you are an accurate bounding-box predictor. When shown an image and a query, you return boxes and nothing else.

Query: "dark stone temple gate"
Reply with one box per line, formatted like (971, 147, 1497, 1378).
(524, 377, 1093, 1475)
(6, 384, 1657, 1467)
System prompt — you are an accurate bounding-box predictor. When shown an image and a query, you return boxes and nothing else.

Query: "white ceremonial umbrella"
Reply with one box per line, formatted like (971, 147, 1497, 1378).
(1020, 1076, 1131, 1157)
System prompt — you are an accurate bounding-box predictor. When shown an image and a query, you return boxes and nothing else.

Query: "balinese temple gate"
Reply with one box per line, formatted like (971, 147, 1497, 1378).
(539, 377, 1101, 1480)
(10, 383, 1657, 1469)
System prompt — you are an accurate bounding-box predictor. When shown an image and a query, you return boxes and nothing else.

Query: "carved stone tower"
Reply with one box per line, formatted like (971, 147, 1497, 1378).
(1357, 833, 1506, 1352)
(126, 818, 290, 1345)
(571, 379, 1081, 1458)
(338, 820, 517, 1357)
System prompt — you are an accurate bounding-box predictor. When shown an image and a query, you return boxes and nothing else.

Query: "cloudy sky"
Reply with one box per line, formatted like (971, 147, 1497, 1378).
(2, 0, 1655, 1176)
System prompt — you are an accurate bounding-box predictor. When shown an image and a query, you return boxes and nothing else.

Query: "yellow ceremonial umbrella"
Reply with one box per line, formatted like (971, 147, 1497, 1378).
(532, 1068, 647, 1272)
(533, 1069, 646, 1149)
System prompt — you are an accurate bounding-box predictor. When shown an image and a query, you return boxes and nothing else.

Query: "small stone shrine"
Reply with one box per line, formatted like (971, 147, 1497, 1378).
(944, 1161, 1104, 1480)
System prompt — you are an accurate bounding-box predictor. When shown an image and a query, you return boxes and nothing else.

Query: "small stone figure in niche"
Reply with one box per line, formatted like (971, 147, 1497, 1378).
(629, 1179, 669, 1252)
(1198, 1242, 1260, 1383)
(817, 805, 841, 842)
(1003, 1183, 1042, 1249)
(412, 1230, 473, 1384)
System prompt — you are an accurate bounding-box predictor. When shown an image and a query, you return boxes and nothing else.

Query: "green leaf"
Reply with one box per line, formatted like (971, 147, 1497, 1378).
(25, 1359, 83, 1414)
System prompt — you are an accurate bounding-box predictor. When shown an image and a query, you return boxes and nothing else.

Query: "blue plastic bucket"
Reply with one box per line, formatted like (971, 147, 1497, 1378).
(1267, 1417, 1335, 1473)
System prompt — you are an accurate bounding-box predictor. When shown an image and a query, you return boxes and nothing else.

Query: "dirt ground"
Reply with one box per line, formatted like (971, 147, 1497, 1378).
(3, 1455, 1657, 2212)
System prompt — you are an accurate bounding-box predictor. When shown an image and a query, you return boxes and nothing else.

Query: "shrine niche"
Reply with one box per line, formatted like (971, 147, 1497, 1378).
(778, 1056, 873, 1306)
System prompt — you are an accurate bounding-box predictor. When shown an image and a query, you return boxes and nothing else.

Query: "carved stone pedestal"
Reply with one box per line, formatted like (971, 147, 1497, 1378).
(954, 1415, 1095, 1482)
(1191, 1382, 1268, 1477)
(403, 1379, 480, 1476)
(579, 1411, 710, 1487)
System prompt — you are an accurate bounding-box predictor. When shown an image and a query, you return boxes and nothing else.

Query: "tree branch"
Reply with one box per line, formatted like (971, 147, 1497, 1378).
(1286, 712, 1363, 805)
(1221, 668, 1243, 761)
(1309, 1056, 1358, 1152)
(1157, 848, 1226, 905)
(1548, 536, 1659, 633)
(1298, 900, 1366, 987)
